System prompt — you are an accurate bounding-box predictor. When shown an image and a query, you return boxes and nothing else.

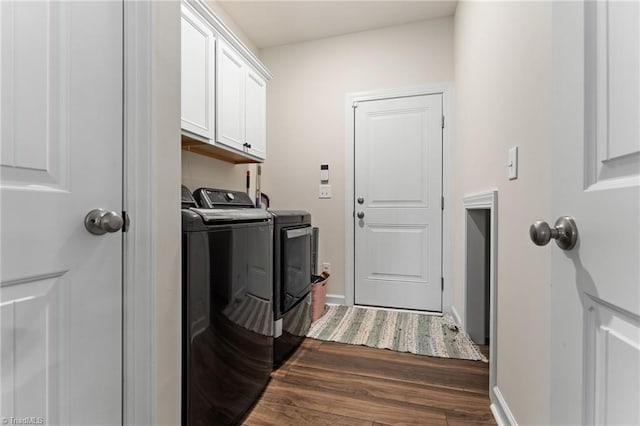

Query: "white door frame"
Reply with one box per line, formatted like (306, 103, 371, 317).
(460, 191, 509, 423)
(123, 1, 155, 425)
(344, 84, 453, 313)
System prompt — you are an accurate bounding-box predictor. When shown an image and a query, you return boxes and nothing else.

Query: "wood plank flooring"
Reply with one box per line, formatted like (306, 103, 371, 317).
(243, 339, 495, 425)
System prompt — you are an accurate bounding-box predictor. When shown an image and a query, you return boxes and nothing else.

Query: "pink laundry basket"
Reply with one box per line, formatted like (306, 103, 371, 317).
(310, 272, 330, 322)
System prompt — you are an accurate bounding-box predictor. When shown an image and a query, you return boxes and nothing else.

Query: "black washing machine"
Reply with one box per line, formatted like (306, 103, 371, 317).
(270, 210, 312, 367)
(182, 186, 273, 426)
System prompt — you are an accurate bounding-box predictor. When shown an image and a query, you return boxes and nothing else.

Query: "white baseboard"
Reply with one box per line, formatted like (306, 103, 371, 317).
(490, 386, 518, 426)
(450, 304, 463, 327)
(325, 294, 345, 305)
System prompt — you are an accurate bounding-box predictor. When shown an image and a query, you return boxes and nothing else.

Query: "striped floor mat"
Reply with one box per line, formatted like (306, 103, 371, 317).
(307, 305, 487, 362)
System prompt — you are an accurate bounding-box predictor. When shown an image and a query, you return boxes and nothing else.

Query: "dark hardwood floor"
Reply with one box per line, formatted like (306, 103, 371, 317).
(243, 339, 495, 425)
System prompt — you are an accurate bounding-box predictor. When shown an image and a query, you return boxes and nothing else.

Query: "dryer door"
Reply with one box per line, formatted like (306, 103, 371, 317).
(281, 226, 312, 312)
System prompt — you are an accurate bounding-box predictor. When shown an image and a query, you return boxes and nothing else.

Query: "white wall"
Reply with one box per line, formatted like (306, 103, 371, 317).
(260, 17, 454, 296)
(453, 2, 552, 424)
(182, 150, 260, 195)
(152, 1, 181, 425)
(204, 0, 258, 55)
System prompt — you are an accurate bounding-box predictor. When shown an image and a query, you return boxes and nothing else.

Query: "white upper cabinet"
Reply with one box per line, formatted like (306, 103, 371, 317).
(181, 4, 215, 139)
(245, 68, 267, 159)
(180, 1, 271, 163)
(216, 39, 246, 152)
(216, 39, 268, 160)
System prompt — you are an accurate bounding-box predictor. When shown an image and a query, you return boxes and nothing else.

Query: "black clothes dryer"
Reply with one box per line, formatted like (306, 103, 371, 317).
(270, 210, 312, 367)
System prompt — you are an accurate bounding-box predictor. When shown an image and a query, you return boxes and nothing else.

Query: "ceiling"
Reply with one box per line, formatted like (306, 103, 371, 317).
(216, 1, 458, 49)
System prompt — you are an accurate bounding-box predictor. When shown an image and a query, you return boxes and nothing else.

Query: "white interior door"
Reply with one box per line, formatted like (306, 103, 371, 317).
(552, 2, 640, 424)
(354, 94, 443, 312)
(1, 1, 123, 424)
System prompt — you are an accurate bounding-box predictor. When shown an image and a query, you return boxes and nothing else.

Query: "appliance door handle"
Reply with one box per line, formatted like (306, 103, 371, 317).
(285, 227, 312, 239)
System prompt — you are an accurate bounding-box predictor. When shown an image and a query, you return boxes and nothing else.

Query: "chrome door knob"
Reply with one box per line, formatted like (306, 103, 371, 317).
(357, 211, 365, 219)
(529, 216, 578, 250)
(357, 197, 365, 204)
(85, 209, 124, 235)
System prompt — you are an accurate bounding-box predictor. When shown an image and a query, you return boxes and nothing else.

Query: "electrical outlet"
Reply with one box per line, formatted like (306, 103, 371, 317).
(319, 184, 331, 199)
(322, 262, 330, 273)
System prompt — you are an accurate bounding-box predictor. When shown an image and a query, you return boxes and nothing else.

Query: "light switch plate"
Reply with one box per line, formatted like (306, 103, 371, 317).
(508, 146, 518, 180)
(319, 184, 331, 199)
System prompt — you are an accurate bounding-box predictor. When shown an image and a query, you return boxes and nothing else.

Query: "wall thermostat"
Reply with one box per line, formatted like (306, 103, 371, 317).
(320, 164, 329, 182)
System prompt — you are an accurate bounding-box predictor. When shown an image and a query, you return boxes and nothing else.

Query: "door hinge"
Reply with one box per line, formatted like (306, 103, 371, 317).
(441, 196, 444, 210)
(122, 210, 130, 233)
(441, 277, 444, 290)
(441, 115, 445, 129)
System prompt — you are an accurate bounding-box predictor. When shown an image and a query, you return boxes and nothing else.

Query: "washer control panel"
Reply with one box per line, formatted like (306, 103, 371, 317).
(193, 187, 254, 209)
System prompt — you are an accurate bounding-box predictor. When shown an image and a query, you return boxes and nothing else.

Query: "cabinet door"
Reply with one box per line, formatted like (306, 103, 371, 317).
(245, 68, 267, 159)
(181, 5, 215, 139)
(216, 39, 245, 151)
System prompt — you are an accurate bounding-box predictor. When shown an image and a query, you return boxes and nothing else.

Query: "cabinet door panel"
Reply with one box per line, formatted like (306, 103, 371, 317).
(181, 5, 214, 139)
(245, 69, 266, 159)
(216, 39, 245, 151)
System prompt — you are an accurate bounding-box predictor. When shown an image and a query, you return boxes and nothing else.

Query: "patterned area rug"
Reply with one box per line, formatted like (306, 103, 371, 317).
(307, 305, 487, 362)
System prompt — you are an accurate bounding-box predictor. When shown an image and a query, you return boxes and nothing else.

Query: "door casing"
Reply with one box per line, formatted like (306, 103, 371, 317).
(123, 2, 155, 425)
(344, 84, 454, 314)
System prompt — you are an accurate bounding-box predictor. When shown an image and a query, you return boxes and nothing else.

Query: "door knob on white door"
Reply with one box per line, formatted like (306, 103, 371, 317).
(357, 211, 365, 219)
(85, 209, 124, 235)
(529, 216, 578, 250)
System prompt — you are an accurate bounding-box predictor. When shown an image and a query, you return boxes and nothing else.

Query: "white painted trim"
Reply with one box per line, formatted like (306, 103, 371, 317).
(463, 191, 497, 209)
(344, 99, 355, 307)
(490, 386, 518, 426)
(355, 305, 443, 316)
(186, 0, 272, 80)
(441, 86, 454, 315)
(344, 83, 454, 312)
(123, 1, 155, 425)
(325, 294, 345, 305)
(462, 190, 498, 400)
(450, 304, 462, 327)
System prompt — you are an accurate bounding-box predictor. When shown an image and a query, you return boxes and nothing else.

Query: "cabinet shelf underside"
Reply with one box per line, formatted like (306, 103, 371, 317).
(181, 134, 262, 164)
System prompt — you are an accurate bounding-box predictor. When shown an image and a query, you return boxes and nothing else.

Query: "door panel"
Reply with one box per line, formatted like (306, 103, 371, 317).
(1, 1, 123, 424)
(586, 299, 640, 425)
(1, 275, 67, 423)
(354, 94, 442, 312)
(0, 0, 69, 189)
(366, 113, 430, 207)
(587, 0, 640, 187)
(552, 2, 640, 424)
(366, 225, 428, 281)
